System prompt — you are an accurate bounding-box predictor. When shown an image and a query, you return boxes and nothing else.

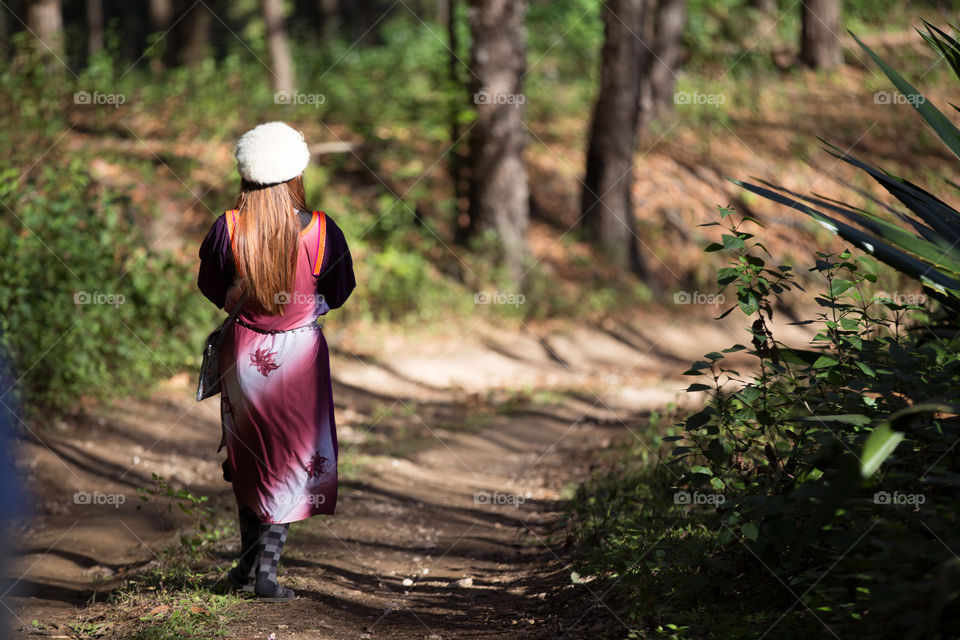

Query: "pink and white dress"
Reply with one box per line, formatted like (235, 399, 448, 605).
(198, 209, 355, 523)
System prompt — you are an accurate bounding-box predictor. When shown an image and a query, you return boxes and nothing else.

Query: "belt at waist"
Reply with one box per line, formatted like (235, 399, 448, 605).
(234, 316, 322, 335)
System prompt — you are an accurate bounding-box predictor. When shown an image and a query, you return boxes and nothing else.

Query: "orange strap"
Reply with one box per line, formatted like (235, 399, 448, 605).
(225, 210, 238, 237)
(313, 211, 327, 276)
(223, 209, 237, 259)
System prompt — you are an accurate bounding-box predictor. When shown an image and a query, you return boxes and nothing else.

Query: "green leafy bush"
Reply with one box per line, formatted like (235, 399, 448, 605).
(0, 161, 216, 416)
(566, 209, 960, 638)
(738, 22, 960, 310)
(297, 14, 455, 142)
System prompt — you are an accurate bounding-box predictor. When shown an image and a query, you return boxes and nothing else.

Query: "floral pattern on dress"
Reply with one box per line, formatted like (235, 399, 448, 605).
(249, 348, 280, 377)
(306, 451, 329, 479)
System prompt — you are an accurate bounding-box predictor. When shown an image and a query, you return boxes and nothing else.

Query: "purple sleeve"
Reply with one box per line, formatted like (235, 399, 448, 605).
(197, 214, 235, 309)
(316, 214, 356, 310)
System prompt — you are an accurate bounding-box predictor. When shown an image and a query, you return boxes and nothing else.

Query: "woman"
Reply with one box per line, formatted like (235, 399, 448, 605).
(197, 122, 355, 602)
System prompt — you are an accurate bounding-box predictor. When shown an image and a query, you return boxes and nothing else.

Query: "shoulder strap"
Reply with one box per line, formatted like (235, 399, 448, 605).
(225, 210, 239, 239)
(225, 209, 240, 257)
(223, 290, 247, 326)
(223, 212, 245, 322)
(312, 211, 328, 276)
(214, 290, 248, 348)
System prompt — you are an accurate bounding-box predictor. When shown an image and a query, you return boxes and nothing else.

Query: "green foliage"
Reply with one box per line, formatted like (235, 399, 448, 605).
(297, 15, 455, 142)
(685, 0, 778, 70)
(358, 239, 468, 323)
(675, 213, 959, 635)
(128, 592, 236, 640)
(565, 459, 821, 637)
(737, 23, 960, 310)
(0, 34, 68, 168)
(684, 0, 945, 72)
(0, 162, 217, 416)
(566, 210, 960, 638)
(137, 474, 225, 559)
(72, 475, 243, 639)
(334, 193, 473, 324)
(843, 0, 935, 30)
(98, 586, 243, 640)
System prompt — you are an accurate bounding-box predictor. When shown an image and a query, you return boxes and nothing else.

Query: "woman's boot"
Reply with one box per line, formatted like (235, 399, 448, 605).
(253, 522, 295, 602)
(226, 503, 260, 592)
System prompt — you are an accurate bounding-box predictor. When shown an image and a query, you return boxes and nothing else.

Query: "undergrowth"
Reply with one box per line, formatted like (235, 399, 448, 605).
(565, 209, 960, 639)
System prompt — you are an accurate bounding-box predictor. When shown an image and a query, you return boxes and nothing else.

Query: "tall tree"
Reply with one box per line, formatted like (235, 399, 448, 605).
(640, 0, 687, 131)
(86, 0, 104, 57)
(436, 0, 449, 25)
(581, 0, 686, 274)
(315, 0, 340, 40)
(166, 0, 213, 67)
(340, 0, 382, 45)
(448, 0, 467, 231)
(466, 0, 529, 278)
(749, 0, 778, 42)
(0, 5, 8, 53)
(800, 0, 842, 69)
(263, 0, 296, 94)
(25, 0, 63, 58)
(149, 0, 173, 33)
(581, 0, 648, 275)
(751, 0, 777, 11)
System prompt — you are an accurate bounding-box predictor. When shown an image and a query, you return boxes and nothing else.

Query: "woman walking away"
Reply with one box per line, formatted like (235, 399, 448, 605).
(197, 122, 355, 602)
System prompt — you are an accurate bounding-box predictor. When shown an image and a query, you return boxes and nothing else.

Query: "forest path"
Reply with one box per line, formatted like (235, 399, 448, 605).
(6, 314, 815, 639)
(220, 397, 624, 639)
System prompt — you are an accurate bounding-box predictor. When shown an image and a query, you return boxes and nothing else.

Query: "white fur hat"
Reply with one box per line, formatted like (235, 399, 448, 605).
(235, 121, 310, 185)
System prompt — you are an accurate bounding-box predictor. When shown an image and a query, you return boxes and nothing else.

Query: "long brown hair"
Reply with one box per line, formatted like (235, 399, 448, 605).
(233, 174, 308, 315)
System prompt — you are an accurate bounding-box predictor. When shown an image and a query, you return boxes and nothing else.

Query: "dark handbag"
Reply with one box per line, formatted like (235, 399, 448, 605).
(196, 292, 247, 402)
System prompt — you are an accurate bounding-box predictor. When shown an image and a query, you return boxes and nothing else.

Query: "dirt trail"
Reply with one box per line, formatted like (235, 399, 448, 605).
(6, 313, 816, 639)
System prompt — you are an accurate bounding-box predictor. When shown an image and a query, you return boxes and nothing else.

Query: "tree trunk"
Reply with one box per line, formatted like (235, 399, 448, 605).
(263, 0, 296, 94)
(466, 0, 530, 279)
(436, 0, 449, 25)
(342, 0, 381, 45)
(800, 0, 842, 69)
(170, 0, 213, 66)
(0, 6, 8, 54)
(581, 0, 648, 276)
(750, 0, 778, 43)
(642, 0, 687, 129)
(442, 0, 469, 234)
(25, 0, 63, 58)
(86, 0, 104, 57)
(315, 0, 340, 39)
(149, 0, 173, 33)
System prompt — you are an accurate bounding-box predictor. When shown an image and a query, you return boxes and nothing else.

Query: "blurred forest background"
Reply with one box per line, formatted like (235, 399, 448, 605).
(3, 0, 956, 414)
(5, 1, 960, 638)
